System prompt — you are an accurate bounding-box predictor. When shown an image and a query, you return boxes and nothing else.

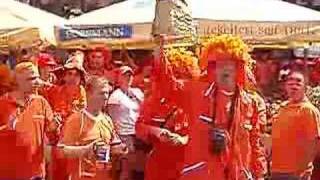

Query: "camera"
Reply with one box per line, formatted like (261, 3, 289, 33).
(209, 128, 229, 154)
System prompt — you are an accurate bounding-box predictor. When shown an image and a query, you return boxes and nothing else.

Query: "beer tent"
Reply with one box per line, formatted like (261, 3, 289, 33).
(0, 0, 66, 54)
(67, 0, 320, 48)
(59, 0, 156, 49)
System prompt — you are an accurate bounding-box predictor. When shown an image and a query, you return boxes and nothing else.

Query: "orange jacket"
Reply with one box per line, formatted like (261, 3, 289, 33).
(136, 80, 267, 180)
(182, 81, 267, 180)
(136, 82, 191, 180)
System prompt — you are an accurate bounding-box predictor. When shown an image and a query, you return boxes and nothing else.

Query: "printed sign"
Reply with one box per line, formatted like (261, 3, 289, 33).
(56, 24, 133, 41)
(198, 20, 320, 42)
(294, 45, 320, 58)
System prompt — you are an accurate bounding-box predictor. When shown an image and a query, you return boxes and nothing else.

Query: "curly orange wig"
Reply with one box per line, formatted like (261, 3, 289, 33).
(165, 47, 200, 79)
(200, 35, 254, 88)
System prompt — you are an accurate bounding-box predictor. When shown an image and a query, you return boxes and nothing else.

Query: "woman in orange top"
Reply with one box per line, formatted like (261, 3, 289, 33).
(60, 76, 127, 180)
(48, 52, 87, 121)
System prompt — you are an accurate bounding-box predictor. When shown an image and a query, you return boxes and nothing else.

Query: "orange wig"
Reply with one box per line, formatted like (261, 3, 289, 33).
(200, 35, 253, 88)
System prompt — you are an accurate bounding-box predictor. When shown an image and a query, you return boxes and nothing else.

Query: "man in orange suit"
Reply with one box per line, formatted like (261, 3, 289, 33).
(137, 35, 267, 180)
(181, 35, 267, 180)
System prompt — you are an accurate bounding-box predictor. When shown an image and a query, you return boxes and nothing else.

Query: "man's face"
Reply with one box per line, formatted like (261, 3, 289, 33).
(16, 70, 39, 93)
(119, 72, 133, 87)
(215, 60, 237, 91)
(285, 72, 305, 102)
(39, 65, 55, 80)
(19, 49, 33, 63)
(90, 84, 112, 109)
(89, 52, 105, 70)
(63, 69, 81, 86)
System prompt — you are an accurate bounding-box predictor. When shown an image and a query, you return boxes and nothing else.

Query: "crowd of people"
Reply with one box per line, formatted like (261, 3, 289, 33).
(0, 34, 319, 180)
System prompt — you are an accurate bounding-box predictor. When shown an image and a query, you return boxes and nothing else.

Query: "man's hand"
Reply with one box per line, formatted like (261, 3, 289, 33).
(168, 133, 189, 146)
(159, 129, 188, 146)
(262, 134, 272, 159)
(111, 143, 128, 155)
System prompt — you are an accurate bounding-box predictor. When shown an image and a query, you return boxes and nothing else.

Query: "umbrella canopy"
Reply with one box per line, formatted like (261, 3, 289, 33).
(0, 0, 67, 53)
(68, 0, 155, 37)
(68, 0, 320, 46)
(191, 0, 320, 22)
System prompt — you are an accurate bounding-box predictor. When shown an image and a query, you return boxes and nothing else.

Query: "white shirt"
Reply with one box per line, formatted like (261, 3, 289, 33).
(107, 87, 144, 135)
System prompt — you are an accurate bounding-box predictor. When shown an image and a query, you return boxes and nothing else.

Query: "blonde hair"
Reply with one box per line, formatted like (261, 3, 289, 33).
(85, 75, 111, 94)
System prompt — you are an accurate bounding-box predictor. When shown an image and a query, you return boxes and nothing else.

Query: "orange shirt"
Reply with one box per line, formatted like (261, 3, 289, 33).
(47, 85, 86, 119)
(62, 110, 117, 179)
(272, 100, 320, 175)
(0, 64, 12, 96)
(0, 93, 57, 177)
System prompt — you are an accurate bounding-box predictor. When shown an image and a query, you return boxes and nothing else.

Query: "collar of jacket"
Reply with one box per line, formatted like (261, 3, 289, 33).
(203, 82, 252, 105)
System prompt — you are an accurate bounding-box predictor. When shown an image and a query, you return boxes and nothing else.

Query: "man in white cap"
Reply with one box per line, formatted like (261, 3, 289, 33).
(108, 66, 145, 180)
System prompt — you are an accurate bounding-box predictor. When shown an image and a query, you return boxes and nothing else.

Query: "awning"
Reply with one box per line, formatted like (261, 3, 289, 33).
(65, 0, 320, 48)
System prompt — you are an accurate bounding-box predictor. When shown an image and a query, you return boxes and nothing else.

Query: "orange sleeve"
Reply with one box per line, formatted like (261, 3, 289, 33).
(41, 98, 57, 132)
(250, 100, 268, 178)
(0, 99, 13, 128)
(135, 98, 163, 144)
(303, 106, 320, 141)
(61, 113, 81, 145)
(40, 97, 61, 145)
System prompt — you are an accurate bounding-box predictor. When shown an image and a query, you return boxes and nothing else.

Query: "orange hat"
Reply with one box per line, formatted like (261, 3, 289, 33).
(63, 51, 85, 71)
(53, 51, 86, 84)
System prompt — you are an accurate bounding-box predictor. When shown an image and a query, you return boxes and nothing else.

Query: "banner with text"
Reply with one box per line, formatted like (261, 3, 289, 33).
(197, 20, 320, 43)
(56, 24, 133, 41)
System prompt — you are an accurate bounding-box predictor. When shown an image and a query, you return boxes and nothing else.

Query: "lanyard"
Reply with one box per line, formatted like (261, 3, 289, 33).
(210, 88, 238, 131)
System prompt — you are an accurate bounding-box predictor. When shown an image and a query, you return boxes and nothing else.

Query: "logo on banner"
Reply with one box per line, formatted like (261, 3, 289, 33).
(57, 25, 133, 41)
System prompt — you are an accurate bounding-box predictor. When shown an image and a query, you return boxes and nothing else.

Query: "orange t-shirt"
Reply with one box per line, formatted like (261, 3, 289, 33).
(47, 85, 87, 119)
(62, 110, 117, 179)
(272, 100, 320, 175)
(0, 94, 57, 177)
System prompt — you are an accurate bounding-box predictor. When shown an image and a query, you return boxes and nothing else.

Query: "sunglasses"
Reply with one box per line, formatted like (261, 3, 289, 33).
(65, 71, 80, 77)
(27, 76, 38, 81)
